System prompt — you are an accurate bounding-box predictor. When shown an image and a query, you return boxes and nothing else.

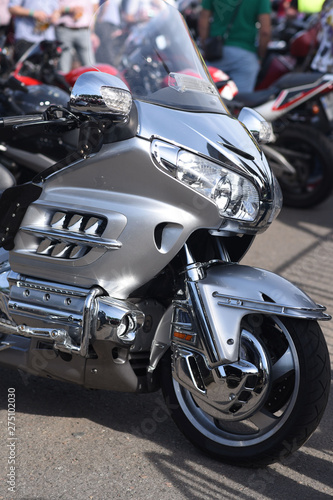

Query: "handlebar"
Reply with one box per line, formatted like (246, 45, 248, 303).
(0, 114, 45, 128)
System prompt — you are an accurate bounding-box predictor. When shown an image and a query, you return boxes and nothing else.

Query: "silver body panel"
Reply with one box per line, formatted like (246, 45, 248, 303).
(9, 106, 265, 298)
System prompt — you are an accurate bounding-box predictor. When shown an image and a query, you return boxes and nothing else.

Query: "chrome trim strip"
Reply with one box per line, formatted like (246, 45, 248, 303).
(14, 278, 88, 296)
(213, 292, 331, 320)
(0, 317, 19, 334)
(20, 226, 122, 250)
(172, 321, 193, 331)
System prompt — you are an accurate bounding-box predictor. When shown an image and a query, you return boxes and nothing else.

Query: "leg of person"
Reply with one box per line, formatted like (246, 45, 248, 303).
(214, 46, 260, 93)
(95, 22, 118, 64)
(56, 26, 75, 73)
(73, 28, 95, 67)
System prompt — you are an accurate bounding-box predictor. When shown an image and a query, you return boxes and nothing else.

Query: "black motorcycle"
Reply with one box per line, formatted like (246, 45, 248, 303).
(0, 75, 77, 183)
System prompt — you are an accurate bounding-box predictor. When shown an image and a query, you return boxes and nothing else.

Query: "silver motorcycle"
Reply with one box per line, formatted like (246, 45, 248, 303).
(0, 1, 330, 467)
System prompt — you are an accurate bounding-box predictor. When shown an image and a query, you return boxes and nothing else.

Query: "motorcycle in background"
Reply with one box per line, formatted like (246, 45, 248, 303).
(0, 1, 330, 467)
(11, 40, 120, 92)
(0, 74, 76, 183)
(0, 39, 125, 183)
(256, 12, 321, 90)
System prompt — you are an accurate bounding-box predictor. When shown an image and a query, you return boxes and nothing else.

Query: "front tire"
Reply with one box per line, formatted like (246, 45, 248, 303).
(160, 316, 330, 467)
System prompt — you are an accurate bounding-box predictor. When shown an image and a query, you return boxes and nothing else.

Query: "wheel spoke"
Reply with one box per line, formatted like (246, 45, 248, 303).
(249, 407, 279, 431)
(271, 346, 294, 382)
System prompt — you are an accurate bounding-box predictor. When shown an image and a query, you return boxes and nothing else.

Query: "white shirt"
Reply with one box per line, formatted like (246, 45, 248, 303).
(0, 0, 11, 26)
(311, 2, 333, 72)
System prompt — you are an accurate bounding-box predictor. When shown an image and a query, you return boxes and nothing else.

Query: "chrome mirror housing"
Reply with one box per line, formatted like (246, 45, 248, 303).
(238, 107, 274, 144)
(69, 71, 133, 117)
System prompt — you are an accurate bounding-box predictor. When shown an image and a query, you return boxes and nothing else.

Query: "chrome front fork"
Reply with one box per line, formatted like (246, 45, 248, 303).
(170, 248, 269, 419)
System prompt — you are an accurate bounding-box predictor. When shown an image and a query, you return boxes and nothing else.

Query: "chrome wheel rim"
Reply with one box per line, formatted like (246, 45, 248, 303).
(173, 316, 300, 447)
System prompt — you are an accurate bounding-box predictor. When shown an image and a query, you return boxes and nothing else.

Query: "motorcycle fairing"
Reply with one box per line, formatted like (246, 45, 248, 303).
(8, 135, 221, 298)
(6, 94, 280, 298)
(136, 101, 271, 187)
(253, 74, 333, 121)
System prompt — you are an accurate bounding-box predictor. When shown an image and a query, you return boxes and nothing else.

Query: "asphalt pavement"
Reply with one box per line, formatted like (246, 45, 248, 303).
(0, 193, 332, 500)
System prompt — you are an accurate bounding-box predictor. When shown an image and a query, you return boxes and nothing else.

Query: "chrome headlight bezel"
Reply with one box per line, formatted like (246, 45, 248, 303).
(151, 139, 261, 223)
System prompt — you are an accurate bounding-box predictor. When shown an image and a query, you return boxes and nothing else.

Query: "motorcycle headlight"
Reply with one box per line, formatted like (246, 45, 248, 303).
(152, 141, 260, 222)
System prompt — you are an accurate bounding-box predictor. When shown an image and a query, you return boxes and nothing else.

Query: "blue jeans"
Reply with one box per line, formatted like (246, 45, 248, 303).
(213, 45, 260, 93)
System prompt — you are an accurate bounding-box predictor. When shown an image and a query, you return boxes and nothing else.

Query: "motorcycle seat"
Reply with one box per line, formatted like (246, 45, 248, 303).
(234, 72, 325, 108)
(233, 88, 278, 108)
(271, 71, 324, 91)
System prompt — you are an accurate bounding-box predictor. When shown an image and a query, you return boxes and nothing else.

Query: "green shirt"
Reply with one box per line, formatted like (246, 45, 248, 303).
(201, 0, 271, 54)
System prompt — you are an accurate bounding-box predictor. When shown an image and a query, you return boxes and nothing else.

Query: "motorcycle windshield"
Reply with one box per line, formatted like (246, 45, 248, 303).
(92, 0, 227, 113)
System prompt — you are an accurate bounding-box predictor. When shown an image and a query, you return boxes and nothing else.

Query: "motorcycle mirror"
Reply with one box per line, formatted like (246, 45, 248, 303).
(238, 107, 274, 144)
(69, 71, 132, 117)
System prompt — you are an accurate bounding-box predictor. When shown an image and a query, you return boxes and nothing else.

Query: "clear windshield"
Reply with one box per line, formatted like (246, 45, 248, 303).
(92, 0, 227, 113)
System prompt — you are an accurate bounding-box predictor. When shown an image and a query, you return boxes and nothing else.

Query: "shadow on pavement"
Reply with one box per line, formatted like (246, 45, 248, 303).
(0, 364, 332, 500)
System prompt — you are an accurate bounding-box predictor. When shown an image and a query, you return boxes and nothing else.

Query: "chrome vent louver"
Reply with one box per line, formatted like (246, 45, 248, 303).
(21, 210, 122, 259)
(50, 212, 105, 235)
(36, 239, 89, 259)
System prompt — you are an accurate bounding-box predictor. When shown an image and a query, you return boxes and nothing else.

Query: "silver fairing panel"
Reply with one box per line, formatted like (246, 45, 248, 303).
(9, 105, 272, 298)
(9, 133, 221, 297)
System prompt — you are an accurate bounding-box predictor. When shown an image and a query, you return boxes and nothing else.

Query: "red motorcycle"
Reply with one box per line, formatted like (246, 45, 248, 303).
(11, 40, 119, 91)
(256, 14, 320, 90)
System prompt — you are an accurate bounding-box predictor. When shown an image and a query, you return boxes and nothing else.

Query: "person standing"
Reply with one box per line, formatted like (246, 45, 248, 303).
(94, 0, 122, 65)
(55, 0, 99, 72)
(311, 0, 333, 73)
(9, 0, 59, 61)
(0, 0, 11, 38)
(198, 0, 272, 92)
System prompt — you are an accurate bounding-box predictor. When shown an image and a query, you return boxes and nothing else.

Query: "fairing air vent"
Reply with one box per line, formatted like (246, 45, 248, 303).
(21, 210, 122, 259)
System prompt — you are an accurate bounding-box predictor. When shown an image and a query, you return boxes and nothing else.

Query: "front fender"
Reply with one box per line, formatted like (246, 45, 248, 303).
(150, 263, 330, 369)
(197, 264, 330, 363)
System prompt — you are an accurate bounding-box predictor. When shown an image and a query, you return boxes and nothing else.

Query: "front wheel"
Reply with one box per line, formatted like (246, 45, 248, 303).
(160, 316, 330, 467)
(272, 125, 333, 208)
